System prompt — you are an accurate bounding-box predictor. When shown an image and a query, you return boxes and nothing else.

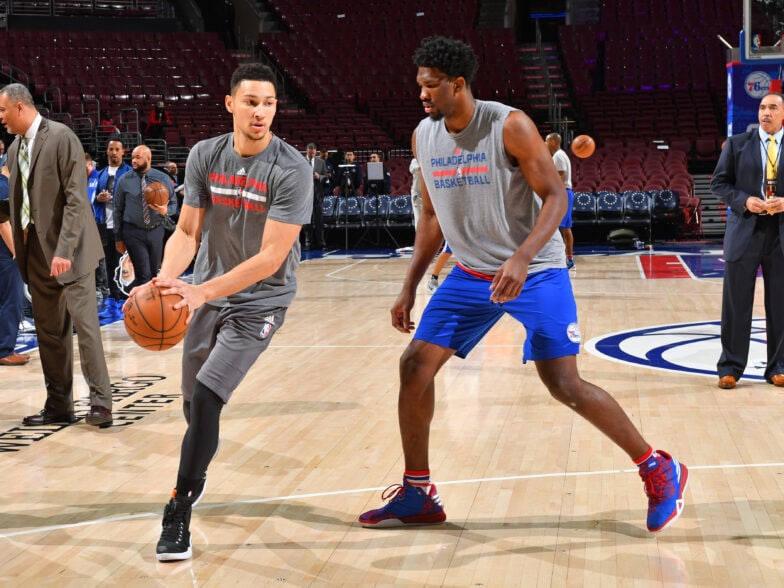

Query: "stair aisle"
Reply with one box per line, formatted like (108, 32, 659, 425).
(694, 173, 725, 237)
(517, 43, 571, 113)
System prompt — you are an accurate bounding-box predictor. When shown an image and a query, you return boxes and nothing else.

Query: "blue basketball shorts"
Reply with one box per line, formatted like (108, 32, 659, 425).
(414, 264, 581, 362)
(559, 188, 574, 229)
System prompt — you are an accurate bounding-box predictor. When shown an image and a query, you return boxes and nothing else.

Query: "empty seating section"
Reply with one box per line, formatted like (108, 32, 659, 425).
(322, 194, 414, 232)
(0, 29, 234, 163)
(0, 0, 730, 238)
(2, 1, 160, 17)
(572, 188, 687, 241)
(261, 0, 525, 149)
(571, 145, 699, 238)
(559, 0, 739, 156)
(549, 0, 742, 238)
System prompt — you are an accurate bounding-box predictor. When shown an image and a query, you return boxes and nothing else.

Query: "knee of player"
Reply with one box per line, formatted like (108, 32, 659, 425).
(399, 346, 437, 383)
(542, 374, 586, 407)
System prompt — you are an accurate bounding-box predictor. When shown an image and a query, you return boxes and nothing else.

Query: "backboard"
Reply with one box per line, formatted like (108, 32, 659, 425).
(741, 0, 784, 63)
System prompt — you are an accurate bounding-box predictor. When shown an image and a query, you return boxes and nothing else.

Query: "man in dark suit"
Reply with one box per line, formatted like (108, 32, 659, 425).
(304, 142, 328, 249)
(711, 91, 784, 390)
(0, 83, 113, 426)
(113, 144, 176, 289)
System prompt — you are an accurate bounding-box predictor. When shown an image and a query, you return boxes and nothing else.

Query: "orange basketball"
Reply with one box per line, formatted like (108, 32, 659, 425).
(123, 284, 188, 351)
(143, 181, 170, 207)
(571, 134, 596, 158)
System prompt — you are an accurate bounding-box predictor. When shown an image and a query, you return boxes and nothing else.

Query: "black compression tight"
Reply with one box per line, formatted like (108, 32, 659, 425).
(176, 380, 224, 497)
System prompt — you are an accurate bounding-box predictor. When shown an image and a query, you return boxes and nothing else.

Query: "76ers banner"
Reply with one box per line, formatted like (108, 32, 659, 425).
(727, 61, 784, 136)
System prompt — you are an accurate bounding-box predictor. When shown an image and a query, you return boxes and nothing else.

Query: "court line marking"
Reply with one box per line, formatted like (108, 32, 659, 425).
(3, 461, 783, 539)
(320, 258, 405, 286)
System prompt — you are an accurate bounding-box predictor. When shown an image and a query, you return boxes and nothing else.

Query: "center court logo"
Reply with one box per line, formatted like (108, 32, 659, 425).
(584, 319, 768, 381)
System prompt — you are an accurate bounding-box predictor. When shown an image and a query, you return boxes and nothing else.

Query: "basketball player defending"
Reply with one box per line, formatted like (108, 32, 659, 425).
(358, 36, 688, 533)
(142, 63, 312, 561)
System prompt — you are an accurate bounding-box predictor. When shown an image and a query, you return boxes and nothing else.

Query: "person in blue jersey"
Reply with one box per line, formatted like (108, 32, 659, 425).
(359, 36, 688, 534)
(85, 152, 110, 299)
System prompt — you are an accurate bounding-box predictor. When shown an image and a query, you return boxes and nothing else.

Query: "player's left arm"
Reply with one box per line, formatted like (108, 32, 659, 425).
(490, 111, 567, 302)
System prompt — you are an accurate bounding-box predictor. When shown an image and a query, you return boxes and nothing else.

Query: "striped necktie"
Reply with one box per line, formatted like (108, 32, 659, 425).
(18, 137, 30, 229)
(141, 174, 151, 225)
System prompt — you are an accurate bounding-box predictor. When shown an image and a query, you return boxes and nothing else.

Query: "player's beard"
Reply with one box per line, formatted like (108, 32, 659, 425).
(239, 124, 272, 148)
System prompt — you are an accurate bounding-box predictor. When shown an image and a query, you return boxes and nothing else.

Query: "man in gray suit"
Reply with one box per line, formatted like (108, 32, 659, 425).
(0, 83, 113, 427)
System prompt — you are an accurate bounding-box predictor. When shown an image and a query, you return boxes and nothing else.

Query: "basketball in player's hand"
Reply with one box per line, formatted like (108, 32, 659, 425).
(143, 181, 170, 207)
(123, 284, 188, 351)
(571, 135, 596, 158)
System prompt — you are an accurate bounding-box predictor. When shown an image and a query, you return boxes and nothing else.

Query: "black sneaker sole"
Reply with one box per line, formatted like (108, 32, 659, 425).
(156, 545, 193, 562)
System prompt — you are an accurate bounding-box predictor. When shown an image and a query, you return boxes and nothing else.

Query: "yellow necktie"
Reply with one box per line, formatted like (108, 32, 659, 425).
(18, 137, 30, 229)
(767, 136, 778, 180)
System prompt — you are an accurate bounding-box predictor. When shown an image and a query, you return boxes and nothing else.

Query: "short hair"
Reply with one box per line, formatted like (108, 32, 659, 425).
(413, 36, 478, 85)
(107, 137, 124, 148)
(0, 83, 34, 106)
(85, 153, 94, 162)
(230, 63, 278, 96)
(306, 142, 317, 150)
(762, 91, 784, 104)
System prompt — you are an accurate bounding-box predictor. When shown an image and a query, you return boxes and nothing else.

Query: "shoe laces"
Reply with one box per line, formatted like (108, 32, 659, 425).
(381, 484, 406, 502)
(160, 500, 190, 542)
(641, 464, 671, 505)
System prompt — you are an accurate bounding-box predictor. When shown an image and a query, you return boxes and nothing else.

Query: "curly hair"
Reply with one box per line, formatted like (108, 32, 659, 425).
(230, 63, 278, 96)
(412, 36, 478, 85)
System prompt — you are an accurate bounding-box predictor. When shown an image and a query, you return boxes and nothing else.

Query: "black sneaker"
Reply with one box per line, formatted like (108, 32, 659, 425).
(156, 495, 193, 561)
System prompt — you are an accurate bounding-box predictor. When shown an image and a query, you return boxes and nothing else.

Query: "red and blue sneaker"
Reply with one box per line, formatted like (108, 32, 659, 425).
(359, 482, 447, 528)
(638, 450, 689, 532)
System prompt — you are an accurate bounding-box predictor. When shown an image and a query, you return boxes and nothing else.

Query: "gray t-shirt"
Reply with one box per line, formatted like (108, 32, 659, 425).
(415, 100, 564, 275)
(184, 133, 313, 307)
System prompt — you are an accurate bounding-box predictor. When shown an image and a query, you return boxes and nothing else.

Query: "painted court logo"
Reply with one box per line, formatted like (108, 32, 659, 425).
(585, 319, 768, 381)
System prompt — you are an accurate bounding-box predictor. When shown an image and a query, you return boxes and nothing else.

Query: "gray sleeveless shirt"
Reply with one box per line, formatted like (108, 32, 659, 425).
(415, 100, 564, 275)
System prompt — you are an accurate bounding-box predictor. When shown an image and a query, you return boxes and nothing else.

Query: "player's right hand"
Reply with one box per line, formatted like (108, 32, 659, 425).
(391, 292, 415, 333)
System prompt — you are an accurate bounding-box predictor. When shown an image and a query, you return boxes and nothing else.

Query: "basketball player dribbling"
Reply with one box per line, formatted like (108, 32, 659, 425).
(358, 36, 688, 533)
(135, 63, 313, 561)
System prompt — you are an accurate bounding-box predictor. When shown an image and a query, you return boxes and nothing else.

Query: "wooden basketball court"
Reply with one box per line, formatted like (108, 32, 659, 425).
(2, 251, 784, 586)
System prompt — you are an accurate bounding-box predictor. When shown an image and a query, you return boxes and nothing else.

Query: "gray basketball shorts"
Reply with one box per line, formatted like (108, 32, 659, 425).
(180, 302, 287, 403)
